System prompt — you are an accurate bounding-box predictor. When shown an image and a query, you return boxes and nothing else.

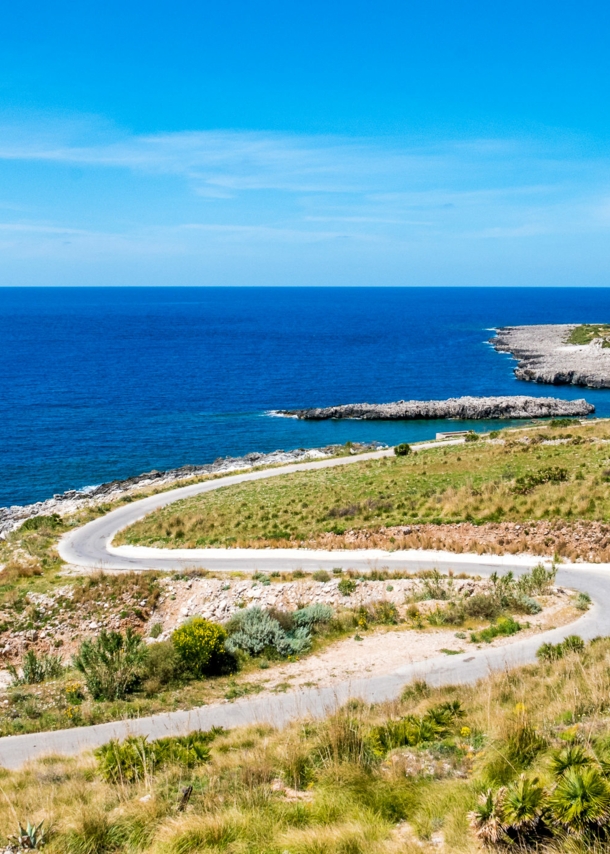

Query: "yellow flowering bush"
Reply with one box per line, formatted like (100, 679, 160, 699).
(172, 618, 229, 677)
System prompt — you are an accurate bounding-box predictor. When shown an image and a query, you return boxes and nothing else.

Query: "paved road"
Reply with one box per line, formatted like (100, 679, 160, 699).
(60, 443, 478, 573)
(0, 442, 601, 770)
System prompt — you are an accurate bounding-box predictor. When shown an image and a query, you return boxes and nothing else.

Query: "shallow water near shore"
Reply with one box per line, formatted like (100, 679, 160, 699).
(3, 285, 610, 507)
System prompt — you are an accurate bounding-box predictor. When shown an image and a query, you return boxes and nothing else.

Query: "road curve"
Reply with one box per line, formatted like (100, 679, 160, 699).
(0, 442, 597, 770)
(60, 442, 473, 573)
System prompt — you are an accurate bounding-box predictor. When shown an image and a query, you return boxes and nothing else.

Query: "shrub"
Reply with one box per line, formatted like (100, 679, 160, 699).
(471, 616, 521, 644)
(463, 593, 502, 620)
(548, 766, 610, 833)
(172, 618, 232, 678)
(512, 594, 542, 615)
(369, 599, 399, 625)
(225, 607, 311, 658)
(513, 466, 568, 494)
(145, 639, 181, 686)
(537, 635, 585, 662)
(465, 431, 480, 442)
(517, 562, 558, 596)
(574, 592, 591, 611)
(312, 569, 330, 582)
(8, 649, 64, 685)
(293, 603, 333, 630)
(73, 628, 148, 701)
(394, 443, 411, 456)
(338, 578, 357, 597)
(149, 622, 163, 638)
(549, 417, 575, 428)
(96, 728, 220, 784)
(370, 701, 465, 753)
(20, 513, 62, 532)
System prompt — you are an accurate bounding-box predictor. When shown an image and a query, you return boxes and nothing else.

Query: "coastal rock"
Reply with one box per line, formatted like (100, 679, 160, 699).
(491, 325, 610, 388)
(278, 395, 594, 421)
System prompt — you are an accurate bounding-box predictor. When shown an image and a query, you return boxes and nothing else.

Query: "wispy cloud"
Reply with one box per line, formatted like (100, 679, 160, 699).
(1, 113, 610, 285)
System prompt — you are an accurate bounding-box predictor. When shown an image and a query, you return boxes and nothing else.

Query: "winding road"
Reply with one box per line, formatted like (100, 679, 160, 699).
(0, 442, 607, 769)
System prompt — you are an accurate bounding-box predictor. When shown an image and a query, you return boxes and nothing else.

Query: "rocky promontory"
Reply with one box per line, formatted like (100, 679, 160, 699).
(277, 395, 594, 421)
(491, 325, 610, 388)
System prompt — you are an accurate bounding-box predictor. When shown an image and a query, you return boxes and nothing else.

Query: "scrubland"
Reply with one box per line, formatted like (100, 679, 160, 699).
(3, 634, 610, 853)
(118, 419, 610, 561)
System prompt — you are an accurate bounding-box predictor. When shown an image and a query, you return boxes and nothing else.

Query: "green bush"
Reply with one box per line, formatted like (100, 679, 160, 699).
(225, 607, 311, 658)
(293, 603, 333, 630)
(471, 616, 522, 644)
(537, 635, 585, 662)
(95, 728, 220, 784)
(145, 639, 181, 686)
(312, 570, 330, 583)
(20, 513, 62, 532)
(73, 628, 148, 701)
(369, 599, 399, 625)
(549, 417, 575, 428)
(512, 466, 568, 495)
(8, 649, 64, 685)
(172, 618, 232, 678)
(517, 562, 557, 596)
(338, 578, 357, 597)
(465, 431, 480, 442)
(394, 443, 411, 456)
(463, 592, 502, 620)
(370, 701, 465, 754)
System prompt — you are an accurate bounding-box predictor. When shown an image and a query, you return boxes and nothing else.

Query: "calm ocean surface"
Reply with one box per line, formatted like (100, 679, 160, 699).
(2, 286, 610, 508)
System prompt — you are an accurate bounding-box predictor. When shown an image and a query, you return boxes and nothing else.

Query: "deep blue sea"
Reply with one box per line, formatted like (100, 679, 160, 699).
(2, 286, 610, 508)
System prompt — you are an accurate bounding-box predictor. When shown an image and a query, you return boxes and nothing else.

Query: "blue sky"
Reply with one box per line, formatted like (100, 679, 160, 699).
(1, 0, 610, 286)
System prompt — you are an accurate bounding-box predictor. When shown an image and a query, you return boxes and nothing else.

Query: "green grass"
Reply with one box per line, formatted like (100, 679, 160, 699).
(118, 419, 610, 549)
(567, 323, 610, 345)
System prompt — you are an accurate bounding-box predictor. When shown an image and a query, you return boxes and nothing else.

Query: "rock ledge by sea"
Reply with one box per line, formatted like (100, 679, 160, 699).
(491, 325, 610, 388)
(278, 395, 594, 421)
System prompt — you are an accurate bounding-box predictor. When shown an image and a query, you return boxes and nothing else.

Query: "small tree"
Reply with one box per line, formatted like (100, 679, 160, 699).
(394, 443, 411, 456)
(73, 628, 148, 701)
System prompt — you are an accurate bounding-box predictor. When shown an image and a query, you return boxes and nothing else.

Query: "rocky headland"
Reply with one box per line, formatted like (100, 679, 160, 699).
(0, 442, 385, 539)
(491, 324, 610, 388)
(277, 395, 594, 421)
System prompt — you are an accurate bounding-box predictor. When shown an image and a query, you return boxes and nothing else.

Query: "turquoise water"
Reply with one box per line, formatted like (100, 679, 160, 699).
(1, 286, 609, 507)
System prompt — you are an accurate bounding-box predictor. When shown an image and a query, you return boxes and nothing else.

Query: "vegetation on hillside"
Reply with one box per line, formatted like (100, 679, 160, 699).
(0, 564, 564, 737)
(118, 419, 610, 549)
(3, 634, 610, 852)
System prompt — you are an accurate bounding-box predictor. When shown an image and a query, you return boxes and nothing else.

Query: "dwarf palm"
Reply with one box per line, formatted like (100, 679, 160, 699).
(549, 767, 610, 833)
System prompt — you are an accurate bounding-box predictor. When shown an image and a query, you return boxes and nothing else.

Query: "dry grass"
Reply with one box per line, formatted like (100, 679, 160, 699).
(3, 637, 610, 852)
(117, 419, 610, 551)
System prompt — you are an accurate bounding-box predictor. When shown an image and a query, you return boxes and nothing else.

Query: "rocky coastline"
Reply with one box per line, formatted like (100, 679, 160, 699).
(491, 325, 610, 388)
(277, 395, 594, 421)
(0, 442, 386, 539)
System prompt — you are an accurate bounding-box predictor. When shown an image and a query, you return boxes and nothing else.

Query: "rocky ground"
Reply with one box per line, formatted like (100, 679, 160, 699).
(304, 520, 610, 563)
(278, 395, 594, 420)
(491, 324, 610, 388)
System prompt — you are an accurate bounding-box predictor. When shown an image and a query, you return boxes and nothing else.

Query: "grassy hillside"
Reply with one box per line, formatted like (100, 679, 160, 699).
(118, 419, 610, 550)
(3, 634, 610, 853)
